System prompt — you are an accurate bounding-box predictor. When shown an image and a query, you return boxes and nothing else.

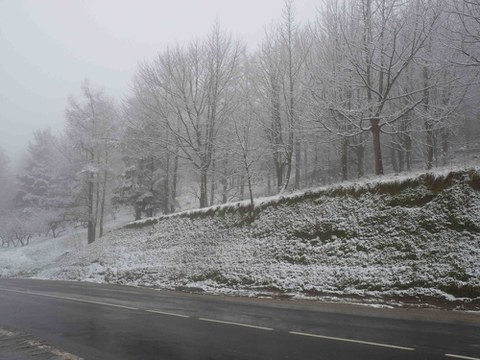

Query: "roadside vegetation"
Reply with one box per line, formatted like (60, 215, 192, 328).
(1, 168, 479, 309)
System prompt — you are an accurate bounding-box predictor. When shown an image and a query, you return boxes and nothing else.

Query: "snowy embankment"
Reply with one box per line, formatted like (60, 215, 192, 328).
(1, 168, 480, 309)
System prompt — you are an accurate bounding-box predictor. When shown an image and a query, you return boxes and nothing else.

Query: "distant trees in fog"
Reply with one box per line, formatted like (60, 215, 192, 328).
(1, 0, 480, 244)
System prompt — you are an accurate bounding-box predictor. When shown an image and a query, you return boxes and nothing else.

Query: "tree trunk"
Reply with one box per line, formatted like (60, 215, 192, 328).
(274, 159, 284, 192)
(294, 138, 301, 189)
(267, 169, 271, 195)
(390, 138, 399, 173)
(341, 137, 348, 181)
(221, 177, 228, 204)
(423, 49, 432, 170)
(210, 157, 216, 206)
(441, 128, 449, 166)
(199, 168, 208, 208)
(220, 156, 228, 204)
(239, 174, 245, 200)
(246, 171, 254, 218)
(356, 143, 365, 178)
(405, 133, 412, 171)
(94, 163, 100, 235)
(171, 145, 179, 213)
(99, 151, 109, 238)
(164, 150, 171, 214)
(303, 141, 308, 186)
(270, 74, 284, 193)
(87, 153, 96, 244)
(426, 121, 434, 170)
(313, 139, 319, 183)
(134, 207, 142, 221)
(371, 119, 384, 175)
(397, 139, 405, 173)
(283, 143, 293, 191)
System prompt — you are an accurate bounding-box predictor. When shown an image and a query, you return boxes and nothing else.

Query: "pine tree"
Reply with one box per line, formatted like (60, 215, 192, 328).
(112, 156, 165, 220)
(15, 129, 68, 237)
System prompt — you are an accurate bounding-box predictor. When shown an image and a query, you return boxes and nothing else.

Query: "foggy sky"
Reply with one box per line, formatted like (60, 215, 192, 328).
(0, 0, 317, 167)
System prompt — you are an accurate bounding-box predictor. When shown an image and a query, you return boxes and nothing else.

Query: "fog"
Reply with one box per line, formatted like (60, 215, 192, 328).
(0, 0, 317, 165)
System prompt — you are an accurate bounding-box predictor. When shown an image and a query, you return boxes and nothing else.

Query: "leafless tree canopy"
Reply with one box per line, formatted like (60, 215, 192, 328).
(2, 0, 480, 243)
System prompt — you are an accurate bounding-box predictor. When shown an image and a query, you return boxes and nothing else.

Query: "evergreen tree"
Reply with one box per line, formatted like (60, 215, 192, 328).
(112, 156, 165, 220)
(0, 147, 14, 211)
(15, 129, 68, 237)
(16, 129, 57, 211)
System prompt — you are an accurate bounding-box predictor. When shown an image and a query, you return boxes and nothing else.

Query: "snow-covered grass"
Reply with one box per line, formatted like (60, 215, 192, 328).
(1, 167, 480, 309)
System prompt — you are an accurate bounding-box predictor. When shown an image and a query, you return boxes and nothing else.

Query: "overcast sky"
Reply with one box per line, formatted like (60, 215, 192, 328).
(0, 0, 318, 166)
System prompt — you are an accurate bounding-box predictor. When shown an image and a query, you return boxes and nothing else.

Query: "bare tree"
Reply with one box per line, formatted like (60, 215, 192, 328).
(231, 55, 265, 216)
(136, 24, 243, 208)
(65, 80, 117, 243)
(256, 1, 308, 191)
(449, 0, 480, 67)
(311, 0, 441, 175)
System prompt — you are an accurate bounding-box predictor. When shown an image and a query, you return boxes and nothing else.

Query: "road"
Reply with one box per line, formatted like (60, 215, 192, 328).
(0, 279, 479, 360)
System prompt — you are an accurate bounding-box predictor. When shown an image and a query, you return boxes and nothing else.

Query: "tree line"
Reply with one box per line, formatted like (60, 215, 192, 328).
(1, 0, 479, 245)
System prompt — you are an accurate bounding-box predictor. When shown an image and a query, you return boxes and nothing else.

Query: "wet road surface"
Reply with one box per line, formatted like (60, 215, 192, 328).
(0, 278, 479, 360)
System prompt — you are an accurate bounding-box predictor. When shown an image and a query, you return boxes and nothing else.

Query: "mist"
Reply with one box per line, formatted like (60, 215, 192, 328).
(0, 0, 318, 164)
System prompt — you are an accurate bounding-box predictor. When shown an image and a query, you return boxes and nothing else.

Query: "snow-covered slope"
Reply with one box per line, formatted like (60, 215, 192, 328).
(2, 168, 480, 308)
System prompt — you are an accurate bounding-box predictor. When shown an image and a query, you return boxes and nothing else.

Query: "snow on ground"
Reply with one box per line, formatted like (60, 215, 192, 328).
(1, 168, 480, 309)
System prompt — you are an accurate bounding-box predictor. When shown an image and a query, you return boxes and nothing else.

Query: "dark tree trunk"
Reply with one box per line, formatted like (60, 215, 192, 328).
(267, 169, 271, 195)
(294, 138, 301, 189)
(356, 144, 365, 178)
(341, 137, 348, 181)
(397, 140, 405, 173)
(199, 168, 208, 208)
(441, 128, 449, 166)
(164, 150, 171, 215)
(274, 160, 284, 192)
(239, 174, 245, 200)
(220, 156, 228, 204)
(426, 121, 434, 170)
(210, 157, 216, 206)
(87, 152, 96, 244)
(371, 119, 384, 175)
(303, 141, 308, 186)
(405, 133, 412, 171)
(99, 151, 109, 238)
(390, 138, 399, 173)
(171, 145, 179, 213)
(134, 207, 142, 221)
(313, 139, 319, 183)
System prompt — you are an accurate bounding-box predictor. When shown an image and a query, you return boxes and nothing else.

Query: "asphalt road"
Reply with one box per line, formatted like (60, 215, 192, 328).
(0, 279, 479, 360)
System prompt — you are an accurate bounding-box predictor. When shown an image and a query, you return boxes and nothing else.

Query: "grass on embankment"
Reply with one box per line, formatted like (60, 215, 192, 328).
(14, 168, 480, 308)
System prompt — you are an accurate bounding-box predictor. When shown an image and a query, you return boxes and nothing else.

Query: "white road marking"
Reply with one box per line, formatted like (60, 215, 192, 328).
(67, 298, 138, 310)
(145, 309, 189, 318)
(0, 288, 138, 310)
(289, 331, 415, 351)
(445, 354, 480, 360)
(199, 318, 274, 331)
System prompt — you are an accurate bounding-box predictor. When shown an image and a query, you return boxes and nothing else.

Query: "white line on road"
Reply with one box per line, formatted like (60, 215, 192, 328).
(289, 331, 415, 351)
(199, 318, 274, 331)
(0, 288, 138, 310)
(67, 298, 139, 310)
(445, 354, 480, 360)
(145, 309, 190, 318)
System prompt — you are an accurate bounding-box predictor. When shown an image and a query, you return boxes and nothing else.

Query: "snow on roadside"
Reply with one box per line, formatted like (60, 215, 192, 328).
(1, 168, 480, 309)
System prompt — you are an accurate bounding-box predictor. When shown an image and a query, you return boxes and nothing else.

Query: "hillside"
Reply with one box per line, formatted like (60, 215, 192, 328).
(1, 168, 480, 309)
